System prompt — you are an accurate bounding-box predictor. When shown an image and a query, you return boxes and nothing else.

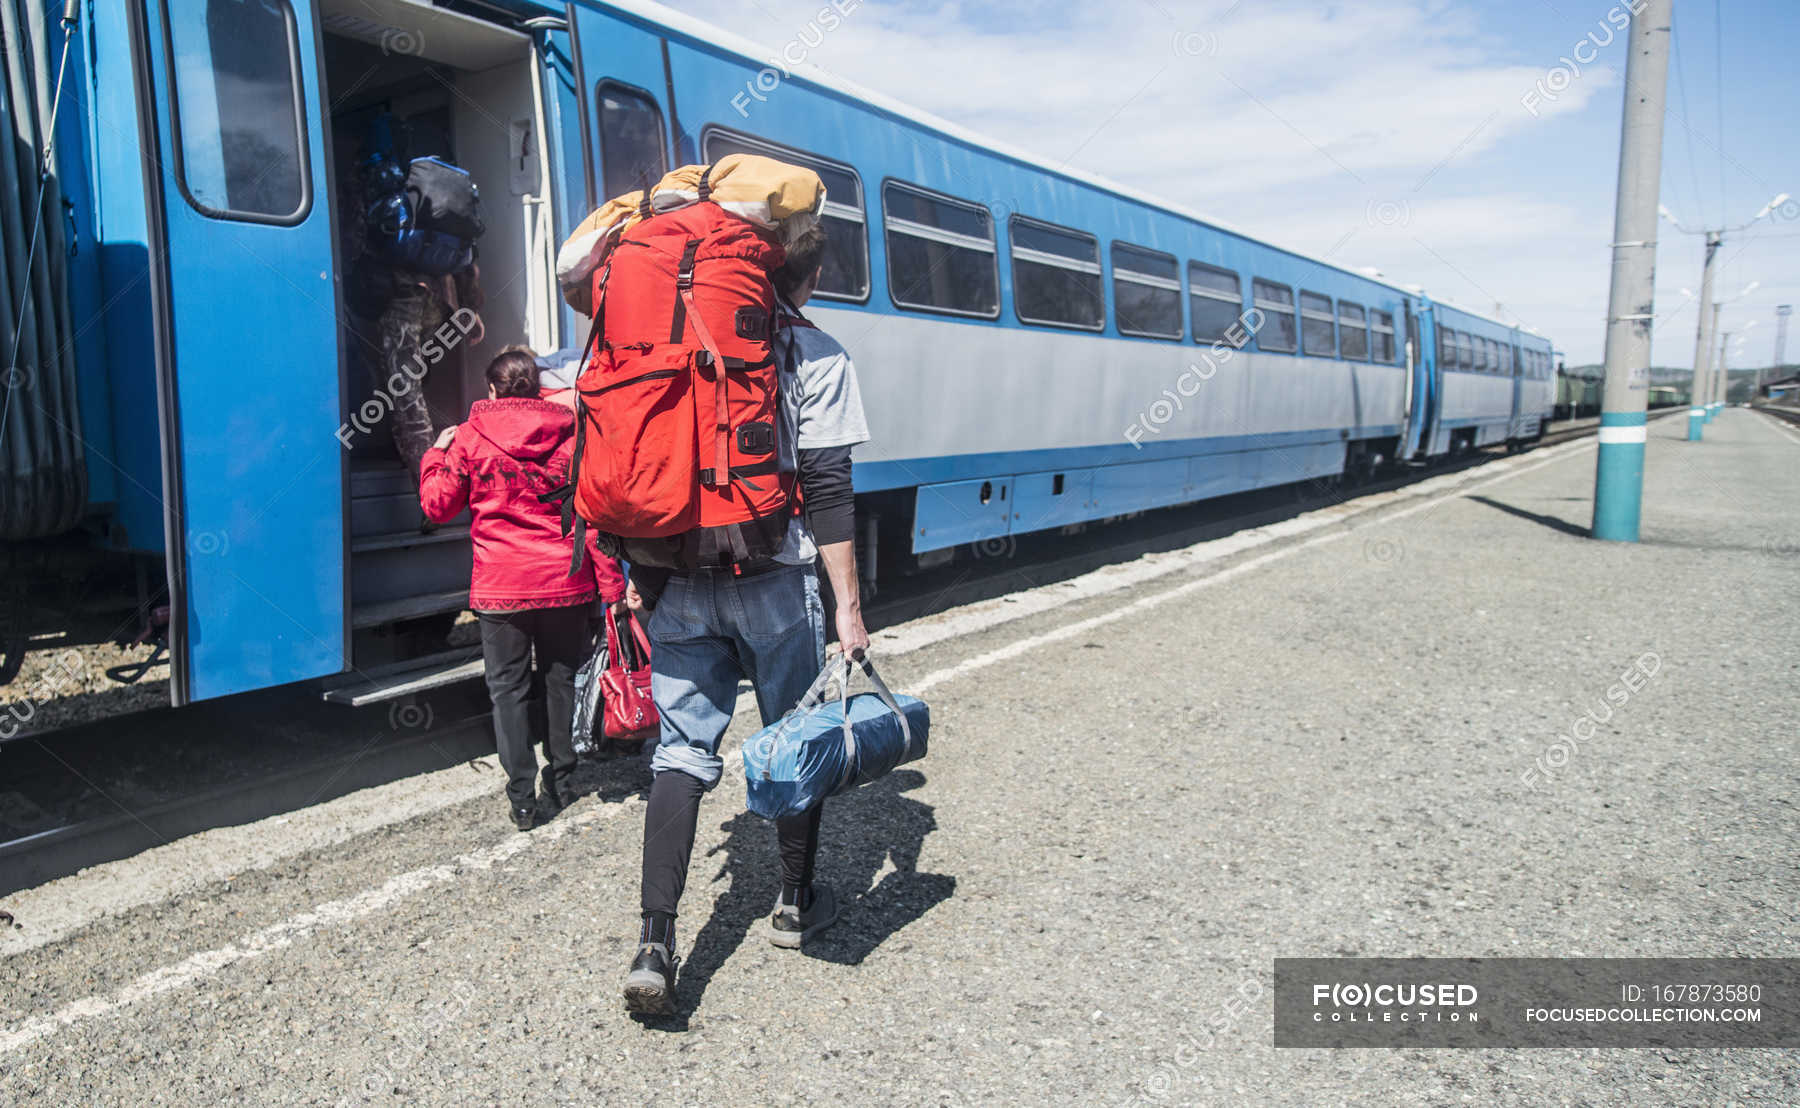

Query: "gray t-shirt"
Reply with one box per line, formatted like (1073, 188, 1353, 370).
(771, 309, 870, 564)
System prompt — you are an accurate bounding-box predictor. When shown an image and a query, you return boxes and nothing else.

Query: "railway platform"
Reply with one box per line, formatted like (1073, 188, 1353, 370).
(2, 409, 1796, 1105)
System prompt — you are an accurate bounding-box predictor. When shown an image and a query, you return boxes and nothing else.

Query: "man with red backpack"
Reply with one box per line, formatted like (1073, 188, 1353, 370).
(604, 224, 870, 1016)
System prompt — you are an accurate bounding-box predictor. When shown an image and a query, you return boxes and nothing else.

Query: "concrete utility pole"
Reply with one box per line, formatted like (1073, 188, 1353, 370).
(1708, 303, 1724, 421)
(1686, 232, 1719, 439)
(1774, 305, 1792, 388)
(1717, 331, 1730, 410)
(1591, 0, 1671, 543)
(1661, 198, 1785, 429)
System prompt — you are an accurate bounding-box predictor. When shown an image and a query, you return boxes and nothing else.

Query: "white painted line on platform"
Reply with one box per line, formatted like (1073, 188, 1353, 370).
(0, 435, 1603, 1055)
(1757, 412, 1800, 445)
(0, 794, 640, 1057)
(0, 759, 509, 959)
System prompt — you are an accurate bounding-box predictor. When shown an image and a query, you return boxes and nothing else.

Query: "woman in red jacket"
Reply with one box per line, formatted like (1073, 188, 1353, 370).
(421, 347, 625, 831)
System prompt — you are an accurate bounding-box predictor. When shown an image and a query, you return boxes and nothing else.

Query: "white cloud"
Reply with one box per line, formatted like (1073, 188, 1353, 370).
(673, 0, 1767, 366)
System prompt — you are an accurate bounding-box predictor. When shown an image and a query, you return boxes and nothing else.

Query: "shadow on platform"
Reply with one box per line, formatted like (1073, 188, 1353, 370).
(635, 769, 954, 1030)
(1467, 495, 1591, 539)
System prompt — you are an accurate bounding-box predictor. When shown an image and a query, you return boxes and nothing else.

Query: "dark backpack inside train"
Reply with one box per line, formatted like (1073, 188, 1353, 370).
(366, 156, 484, 275)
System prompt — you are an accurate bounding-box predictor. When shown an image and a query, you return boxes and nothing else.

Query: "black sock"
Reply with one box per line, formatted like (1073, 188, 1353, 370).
(780, 884, 813, 911)
(641, 912, 675, 947)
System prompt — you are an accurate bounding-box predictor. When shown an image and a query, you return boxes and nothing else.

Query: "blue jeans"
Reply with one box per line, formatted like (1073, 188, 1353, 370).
(645, 562, 826, 786)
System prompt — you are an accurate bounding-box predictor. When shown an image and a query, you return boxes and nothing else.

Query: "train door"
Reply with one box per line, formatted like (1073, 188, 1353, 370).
(1507, 333, 1525, 439)
(567, 6, 678, 204)
(314, 0, 566, 680)
(131, 0, 343, 703)
(1397, 301, 1434, 461)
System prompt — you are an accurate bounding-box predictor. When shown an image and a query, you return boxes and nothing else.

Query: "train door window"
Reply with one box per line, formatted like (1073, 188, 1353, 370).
(164, 0, 309, 221)
(1111, 243, 1182, 339)
(1252, 279, 1297, 353)
(883, 181, 999, 317)
(1371, 310, 1397, 362)
(1009, 216, 1103, 329)
(1338, 302, 1368, 360)
(596, 82, 667, 200)
(1189, 262, 1243, 343)
(702, 127, 868, 301)
(1299, 291, 1336, 356)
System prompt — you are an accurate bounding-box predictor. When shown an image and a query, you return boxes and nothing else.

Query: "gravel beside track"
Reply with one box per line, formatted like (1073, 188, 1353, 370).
(1, 411, 1795, 1105)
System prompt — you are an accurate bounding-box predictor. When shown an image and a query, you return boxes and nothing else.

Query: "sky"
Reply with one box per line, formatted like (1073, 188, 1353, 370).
(677, 0, 1799, 370)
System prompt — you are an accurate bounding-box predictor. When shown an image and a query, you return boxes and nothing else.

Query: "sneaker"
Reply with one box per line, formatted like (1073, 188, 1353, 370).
(510, 803, 535, 832)
(623, 942, 678, 1016)
(768, 882, 838, 949)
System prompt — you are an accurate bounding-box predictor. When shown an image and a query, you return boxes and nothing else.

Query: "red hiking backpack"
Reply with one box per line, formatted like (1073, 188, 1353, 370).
(557, 184, 797, 570)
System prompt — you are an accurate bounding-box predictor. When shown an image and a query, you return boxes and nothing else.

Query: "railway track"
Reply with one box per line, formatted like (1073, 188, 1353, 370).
(0, 410, 1677, 891)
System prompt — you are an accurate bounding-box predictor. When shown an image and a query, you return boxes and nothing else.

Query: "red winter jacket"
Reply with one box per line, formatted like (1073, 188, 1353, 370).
(419, 397, 624, 611)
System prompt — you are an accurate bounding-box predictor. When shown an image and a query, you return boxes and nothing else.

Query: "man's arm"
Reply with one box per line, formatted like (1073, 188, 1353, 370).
(817, 539, 867, 658)
(798, 445, 868, 657)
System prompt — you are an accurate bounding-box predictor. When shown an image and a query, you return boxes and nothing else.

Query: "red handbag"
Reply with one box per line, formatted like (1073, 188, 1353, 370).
(600, 608, 659, 743)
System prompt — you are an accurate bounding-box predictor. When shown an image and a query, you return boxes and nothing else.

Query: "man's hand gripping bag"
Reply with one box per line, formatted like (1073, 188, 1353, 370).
(742, 655, 930, 820)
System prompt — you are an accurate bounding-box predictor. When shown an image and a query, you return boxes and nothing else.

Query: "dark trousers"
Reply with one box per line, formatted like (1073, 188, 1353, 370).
(478, 604, 590, 806)
(640, 771, 824, 920)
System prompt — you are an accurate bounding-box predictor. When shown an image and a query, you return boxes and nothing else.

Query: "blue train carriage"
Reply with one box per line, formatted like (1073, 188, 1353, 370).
(1425, 302, 1556, 454)
(10, 0, 1554, 710)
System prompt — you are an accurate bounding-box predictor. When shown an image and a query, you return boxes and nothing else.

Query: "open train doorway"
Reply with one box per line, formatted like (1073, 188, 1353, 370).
(317, 0, 562, 687)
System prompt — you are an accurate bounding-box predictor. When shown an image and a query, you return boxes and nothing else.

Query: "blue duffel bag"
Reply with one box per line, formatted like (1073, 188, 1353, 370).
(742, 654, 929, 819)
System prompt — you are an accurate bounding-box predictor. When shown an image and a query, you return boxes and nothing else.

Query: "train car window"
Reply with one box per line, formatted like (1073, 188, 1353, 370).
(1456, 331, 1473, 372)
(1337, 303, 1369, 360)
(1503, 344, 1515, 377)
(1479, 337, 1493, 373)
(1189, 262, 1243, 343)
(164, 0, 308, 222)
(596, 82, 668, 201)
(702, 127, 869, 302)
(1371, 310, 1397, 363)
(1009, 217, 1103, 330)
(1252, 279, 1297, 353)
(1437, 326, 1455, 369)
(1299, 291, 1336, 356)
(1487, 338, 1501, 374)
(883, 182, 999, 318)
(1111, 243, 1182, 339)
